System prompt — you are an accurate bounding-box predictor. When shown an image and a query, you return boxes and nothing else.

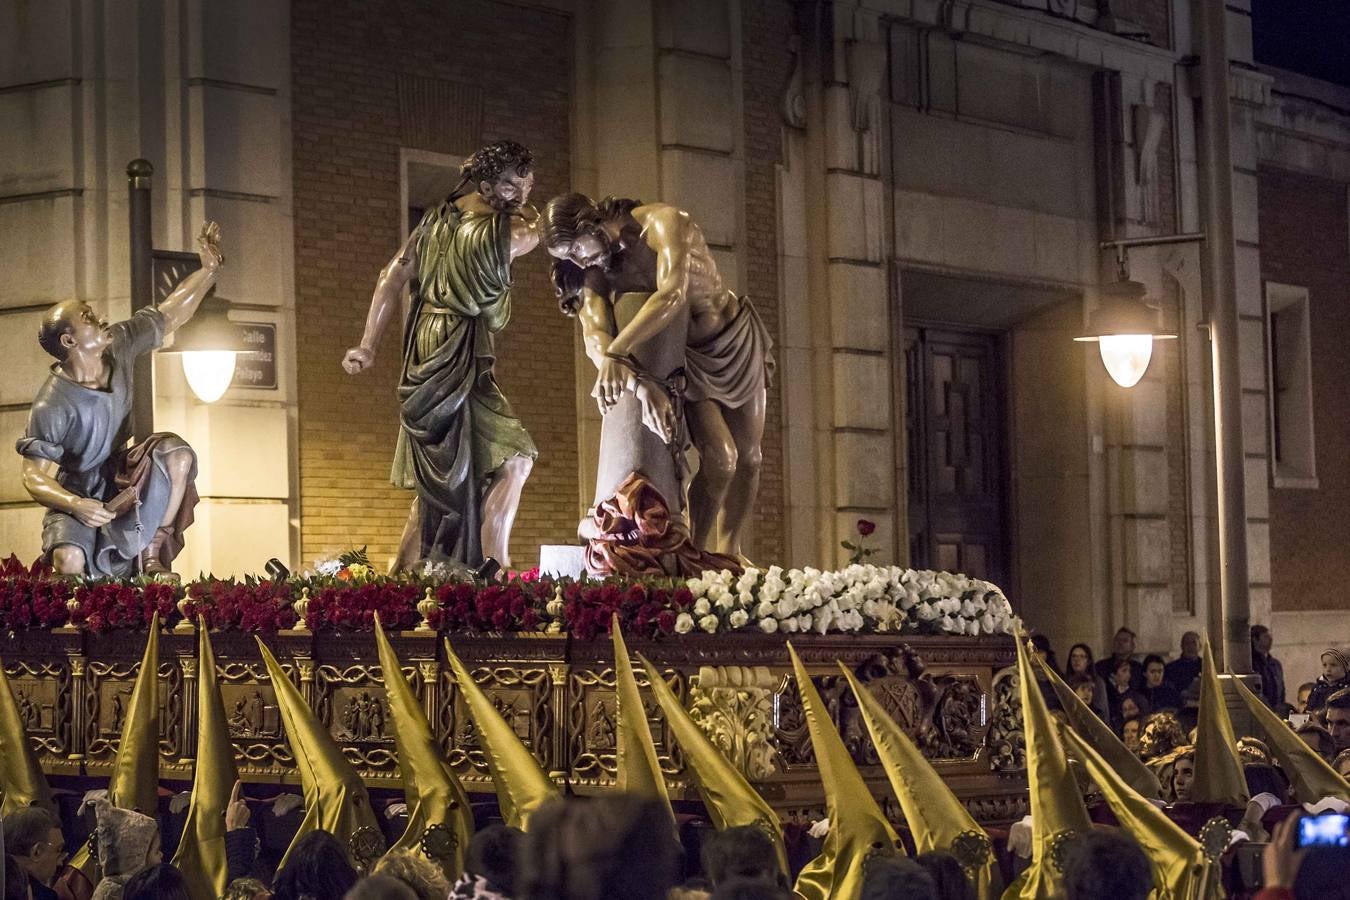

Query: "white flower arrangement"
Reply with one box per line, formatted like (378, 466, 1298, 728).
(681, 565, 1014, 638)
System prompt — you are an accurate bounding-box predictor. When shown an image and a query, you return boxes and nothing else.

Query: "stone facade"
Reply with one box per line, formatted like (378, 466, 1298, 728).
(1, 0, 1346, 679)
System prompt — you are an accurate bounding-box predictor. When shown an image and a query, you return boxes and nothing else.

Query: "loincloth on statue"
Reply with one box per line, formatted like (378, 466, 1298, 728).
(584, 472, 742, 578)
(41, 432, 198, 577)
(682, 297, 775, 409)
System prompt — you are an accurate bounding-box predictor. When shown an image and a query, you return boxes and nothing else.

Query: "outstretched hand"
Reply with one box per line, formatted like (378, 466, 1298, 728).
(197, 221, 223, 271)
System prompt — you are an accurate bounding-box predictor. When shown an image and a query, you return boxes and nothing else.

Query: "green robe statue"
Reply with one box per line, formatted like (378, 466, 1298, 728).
(392, 200, 537, 566)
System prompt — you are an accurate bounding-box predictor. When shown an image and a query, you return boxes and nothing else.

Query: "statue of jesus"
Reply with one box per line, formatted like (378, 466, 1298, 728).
(343, 141, 541, 571)
(543, 194, 773, 565)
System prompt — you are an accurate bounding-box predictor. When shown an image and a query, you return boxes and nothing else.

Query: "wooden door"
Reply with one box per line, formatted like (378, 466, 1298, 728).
(903, 327, 1009, 587)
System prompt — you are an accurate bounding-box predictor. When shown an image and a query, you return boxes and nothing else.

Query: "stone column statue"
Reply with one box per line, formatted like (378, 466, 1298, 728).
(16, 222, 221, 578)
(342, 141, 541, 572)
(543, 193, 774, 572)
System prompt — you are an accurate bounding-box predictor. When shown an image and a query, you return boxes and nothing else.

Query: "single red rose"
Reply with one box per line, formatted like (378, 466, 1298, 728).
(857, 518, 876, 537)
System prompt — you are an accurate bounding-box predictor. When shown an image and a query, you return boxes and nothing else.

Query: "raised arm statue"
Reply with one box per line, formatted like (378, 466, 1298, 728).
(17, 222, 222, 578)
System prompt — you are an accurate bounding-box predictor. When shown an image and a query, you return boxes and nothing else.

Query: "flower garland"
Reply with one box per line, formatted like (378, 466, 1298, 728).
(0, 557, 1014, 639)
(678, 565, 1014, 637)
(0, 555, 72, 632)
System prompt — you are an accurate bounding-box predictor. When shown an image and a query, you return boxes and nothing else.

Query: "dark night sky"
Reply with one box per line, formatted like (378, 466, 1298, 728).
(1252, 0, 1350, 89)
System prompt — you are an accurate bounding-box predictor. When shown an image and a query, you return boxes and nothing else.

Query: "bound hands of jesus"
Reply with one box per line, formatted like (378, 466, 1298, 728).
(634, 381, 677, 445)
(592, 356, 631, 412)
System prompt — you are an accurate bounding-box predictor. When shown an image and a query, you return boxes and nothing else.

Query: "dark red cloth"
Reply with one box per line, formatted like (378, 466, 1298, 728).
(112, 431, 197, 566)
(585, 471, 742, 577)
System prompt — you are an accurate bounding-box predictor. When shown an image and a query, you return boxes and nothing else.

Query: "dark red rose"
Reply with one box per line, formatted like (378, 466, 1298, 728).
(857, 519, 876, 537)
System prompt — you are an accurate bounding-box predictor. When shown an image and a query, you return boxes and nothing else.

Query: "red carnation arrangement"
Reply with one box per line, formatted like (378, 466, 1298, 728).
(0, 555, 71, 632)
(434, 576, 550, 632)
(561, 580, 694, 640)
(183, 577, 298, 633)
(70, 579, 178, 633)
(305, 580, 422, 632)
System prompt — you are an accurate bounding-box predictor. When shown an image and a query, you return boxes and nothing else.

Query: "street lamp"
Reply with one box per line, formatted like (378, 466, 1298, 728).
(1075, 257, 1176, 388)
(159, 290, 248, 403)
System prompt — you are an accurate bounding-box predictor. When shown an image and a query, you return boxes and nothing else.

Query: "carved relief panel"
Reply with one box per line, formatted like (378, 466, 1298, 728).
(440, 664, 552, 778)
(565, 665, 681, 784)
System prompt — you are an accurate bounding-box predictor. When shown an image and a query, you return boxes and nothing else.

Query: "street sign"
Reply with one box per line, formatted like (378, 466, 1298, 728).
(233, 322, 277, 389)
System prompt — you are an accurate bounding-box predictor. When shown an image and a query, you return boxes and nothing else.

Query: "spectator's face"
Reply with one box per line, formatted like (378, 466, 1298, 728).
(1114, 631, 1135, 658)
(1329, 707, 1350, 752)
(1069, 647, 1090, 674)
(1146, 662, 1165, 687)
(1181, 632, 1199, 658)
(28, 826, 66, 884)
(1336, 755, 1350, 779)
(1255, 632, 1273, 654)
(1123, 719, 1141, 750)
(1114, 663, 1133, 689)
(1122, 697, 1141, 719)
(1298, 686, 1313, 711)
(146, 833, 163, 869)
(1075, 683, 1096, 705)
(1324, 657, 1347, 681)
(1173, 758, 1195, 801)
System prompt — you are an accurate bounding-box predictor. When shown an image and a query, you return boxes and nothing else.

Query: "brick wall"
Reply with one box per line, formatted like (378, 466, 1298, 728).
(1257, 165, 1350, 611)
(741, 0, 794, 564)
(291, 0, 575, 568)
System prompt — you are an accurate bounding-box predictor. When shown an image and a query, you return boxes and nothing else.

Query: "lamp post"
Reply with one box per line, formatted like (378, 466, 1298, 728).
(1082, 222, 1252, 675)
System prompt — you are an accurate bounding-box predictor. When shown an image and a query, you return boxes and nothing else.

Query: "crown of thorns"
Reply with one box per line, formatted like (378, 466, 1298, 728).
(461, 140, 534, 185)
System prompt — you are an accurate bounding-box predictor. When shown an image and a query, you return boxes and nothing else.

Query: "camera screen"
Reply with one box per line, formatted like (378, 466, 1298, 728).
(1298, 814, 1350, 848)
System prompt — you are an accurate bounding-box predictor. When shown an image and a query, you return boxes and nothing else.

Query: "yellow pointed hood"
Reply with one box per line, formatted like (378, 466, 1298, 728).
(610, 618, 672, 813)
(0, 657, 55, 816)
(72, 618, 163, 879)
(1189, 637, 1248, 806)
(789, 644, 902, 900)
(256, 637, 381, 868)
(173, 621, 240, 900)
(637, 651, 787, 873)
(1061, 727, 1224, 900)
(1230, 672, 1349, 803)
(445, 640, 558, 830)
(1032, 651, 1161, 799)
(839, 665, 1003, 900)
(1002, 634, 1092, 900)
(111, 615, 162, 815)
(375, 618, 474, 878)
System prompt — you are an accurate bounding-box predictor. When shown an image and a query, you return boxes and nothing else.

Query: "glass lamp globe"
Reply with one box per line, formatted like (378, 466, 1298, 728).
(160, 294, 247, 403)
(1075, 278, 1176, 388)
(181, 350, 238, 403)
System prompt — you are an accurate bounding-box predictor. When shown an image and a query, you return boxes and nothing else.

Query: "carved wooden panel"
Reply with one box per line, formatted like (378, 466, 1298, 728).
(219, 661, 293, 770)
(7, 660, 71, 759)
(441, 664, 551, 777)
(84, 661, 181, 762)
(565, 665, 681, 784)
